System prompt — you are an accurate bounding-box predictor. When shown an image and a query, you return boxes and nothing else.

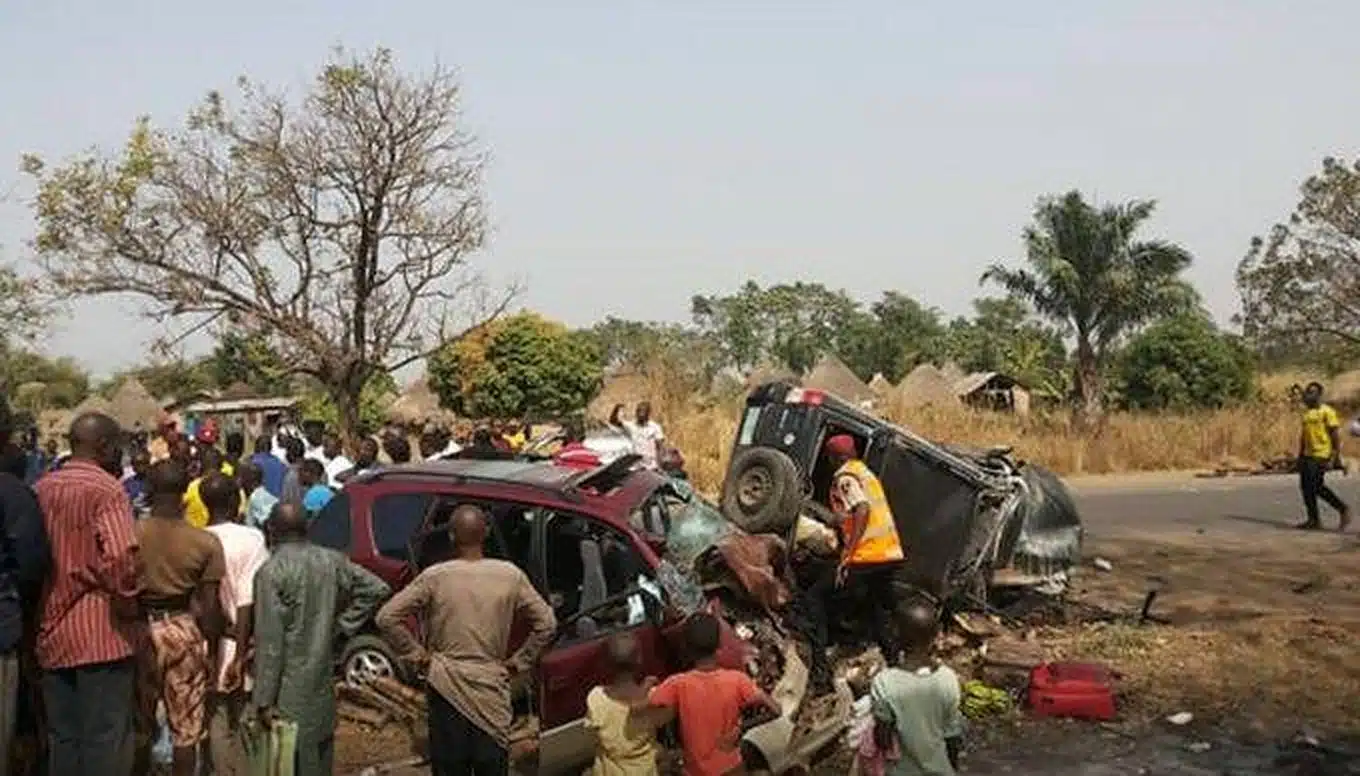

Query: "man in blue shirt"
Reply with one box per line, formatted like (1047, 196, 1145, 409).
(249, 435, 287, 498)
(299, 459, 334, 516)
(121, 449, 151, 518)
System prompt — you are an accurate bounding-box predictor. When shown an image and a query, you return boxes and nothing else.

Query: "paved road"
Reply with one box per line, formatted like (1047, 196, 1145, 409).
(1067, 471, 1359, 539)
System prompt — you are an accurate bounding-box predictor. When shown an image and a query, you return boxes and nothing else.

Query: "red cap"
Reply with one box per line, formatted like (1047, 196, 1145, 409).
(824, 434, 857, 459)
(196, 423, 219, 445)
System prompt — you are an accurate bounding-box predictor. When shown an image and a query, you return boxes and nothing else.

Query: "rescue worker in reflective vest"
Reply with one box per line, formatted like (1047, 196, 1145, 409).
(824, 434, 910, 666)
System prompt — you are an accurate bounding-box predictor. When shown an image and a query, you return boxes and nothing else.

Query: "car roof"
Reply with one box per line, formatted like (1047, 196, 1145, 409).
(348, 455, 668, 518)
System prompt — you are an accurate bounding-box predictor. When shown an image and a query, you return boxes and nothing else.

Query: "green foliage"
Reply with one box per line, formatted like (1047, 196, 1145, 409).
(0, 263, 51, 350)
(838, 292, 947, 382)
(1238, 156, 1360, 358)
(586, 317, 721, 391)
(296, 371, 399, 434)
(1117, 314, 1255, 411)
(982, 191, 1199, 418)
(209, 331, 291, 395)
(0, 348, 90, 411)
(942, 298, 1068, 397)
(429, 312, 603, 420)
(691, 282, 866, 374)
(104, 359, 215, 401)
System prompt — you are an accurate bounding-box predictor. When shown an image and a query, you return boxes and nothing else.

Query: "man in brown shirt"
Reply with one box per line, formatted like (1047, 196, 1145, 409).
(134, 461, 226, 776)
(376, 504, 556, 776)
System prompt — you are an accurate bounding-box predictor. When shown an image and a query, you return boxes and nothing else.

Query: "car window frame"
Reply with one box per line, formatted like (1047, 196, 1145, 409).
(369, 491, 438, 563)
(534, 508, 654, 629)
(308, 489, 353, 552)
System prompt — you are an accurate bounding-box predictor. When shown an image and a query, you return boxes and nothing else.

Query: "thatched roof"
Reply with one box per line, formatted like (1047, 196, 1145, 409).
(386, 377, 457, 427)
(894, 364, 958, 408)
(953, 371, 1026, 397)
(803, 354, 873, 404)
(868, 373, 892, 395)
(72, 394, 113, 417)
(108, 378, 162, 431)
(37, 409, 70, 444)
(745, 361, 799, 389)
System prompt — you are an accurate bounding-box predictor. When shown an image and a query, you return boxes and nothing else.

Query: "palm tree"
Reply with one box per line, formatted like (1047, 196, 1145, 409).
(981, 191, 1199, 425)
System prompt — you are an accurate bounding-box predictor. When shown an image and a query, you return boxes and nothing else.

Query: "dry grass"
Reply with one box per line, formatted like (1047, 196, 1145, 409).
(649, 372, 1310, 496)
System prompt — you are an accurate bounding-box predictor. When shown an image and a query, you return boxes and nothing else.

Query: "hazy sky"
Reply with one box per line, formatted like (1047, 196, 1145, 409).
(2, 1, 1355, 377)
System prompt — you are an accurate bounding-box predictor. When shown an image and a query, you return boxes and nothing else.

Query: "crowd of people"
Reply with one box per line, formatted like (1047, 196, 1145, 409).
(0, 393, 698, 776)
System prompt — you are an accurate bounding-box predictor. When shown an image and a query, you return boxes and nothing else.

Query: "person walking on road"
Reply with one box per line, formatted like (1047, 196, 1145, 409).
(823, 434, 911, 666)
(34, 412, 141, 776)
(376, 504, 556, 776)
(1297, 381, 1351, 532)
(250, 502, 390, 776)
(133, 461, 226, 776)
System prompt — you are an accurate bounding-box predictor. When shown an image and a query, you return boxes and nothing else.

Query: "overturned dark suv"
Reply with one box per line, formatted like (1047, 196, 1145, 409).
(718, 381, 1083, 603)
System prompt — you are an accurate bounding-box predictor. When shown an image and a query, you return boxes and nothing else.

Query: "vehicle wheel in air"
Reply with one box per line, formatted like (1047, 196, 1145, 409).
(721, 447, 802, 535)
(339, 633, 407, 686)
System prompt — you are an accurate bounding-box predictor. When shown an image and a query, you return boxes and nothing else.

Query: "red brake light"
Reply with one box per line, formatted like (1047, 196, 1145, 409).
(785, 387, 825, 405)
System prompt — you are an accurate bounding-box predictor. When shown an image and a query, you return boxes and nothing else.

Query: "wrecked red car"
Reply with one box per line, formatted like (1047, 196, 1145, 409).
(317, 456, 846, 775)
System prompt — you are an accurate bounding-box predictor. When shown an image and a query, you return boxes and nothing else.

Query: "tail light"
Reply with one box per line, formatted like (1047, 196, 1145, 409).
(784, 387, 825, 406)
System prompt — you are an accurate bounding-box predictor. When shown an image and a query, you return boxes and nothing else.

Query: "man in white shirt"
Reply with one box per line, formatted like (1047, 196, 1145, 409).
(320, 434, 353, 488)
(609, 402, 665, 469)
(200, 474, 270, 776)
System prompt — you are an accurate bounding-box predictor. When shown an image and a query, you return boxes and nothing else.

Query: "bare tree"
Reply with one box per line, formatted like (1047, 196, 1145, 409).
(22, 47, 515, 438)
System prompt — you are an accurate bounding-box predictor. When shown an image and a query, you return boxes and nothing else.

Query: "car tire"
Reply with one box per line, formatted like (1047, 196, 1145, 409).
(339, 633, 408, 686)
(721, 447, 802, 535)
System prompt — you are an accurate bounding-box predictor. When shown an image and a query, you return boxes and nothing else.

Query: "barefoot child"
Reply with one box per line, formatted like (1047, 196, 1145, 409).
(586, 633, 666, 776)
(642, 613, 780, 776)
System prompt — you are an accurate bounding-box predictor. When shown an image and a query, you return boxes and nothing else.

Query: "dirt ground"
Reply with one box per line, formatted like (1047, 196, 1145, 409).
(334, 533, 1360, 775)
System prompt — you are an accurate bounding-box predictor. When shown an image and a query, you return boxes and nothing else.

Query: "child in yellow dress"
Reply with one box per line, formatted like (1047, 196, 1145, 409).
(585, 633, 671, 776)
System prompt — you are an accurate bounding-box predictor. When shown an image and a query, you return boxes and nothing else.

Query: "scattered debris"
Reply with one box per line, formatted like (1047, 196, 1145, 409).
(1185, 741, 1212, 753)
(1093, 557, 1114, 572)
(1166, 712, 1194, 726)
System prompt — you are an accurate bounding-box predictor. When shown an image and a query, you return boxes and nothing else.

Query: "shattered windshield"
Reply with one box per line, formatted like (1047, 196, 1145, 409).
(663, 487, 736, 572)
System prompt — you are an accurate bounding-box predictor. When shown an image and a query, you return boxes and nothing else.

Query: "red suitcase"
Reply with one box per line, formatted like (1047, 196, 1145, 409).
(1028, 661, 1117, 721)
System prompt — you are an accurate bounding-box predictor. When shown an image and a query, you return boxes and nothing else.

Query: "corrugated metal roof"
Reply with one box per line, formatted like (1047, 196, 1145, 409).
(182, 397, 300, 413)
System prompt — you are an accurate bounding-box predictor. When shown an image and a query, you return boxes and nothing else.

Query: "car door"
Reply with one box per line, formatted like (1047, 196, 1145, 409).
(534, 510, 673, 775)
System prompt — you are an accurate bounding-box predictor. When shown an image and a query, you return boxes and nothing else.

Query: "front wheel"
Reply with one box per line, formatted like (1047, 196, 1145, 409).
(339, 633, 408, 686)
(721, 447, 803, 535)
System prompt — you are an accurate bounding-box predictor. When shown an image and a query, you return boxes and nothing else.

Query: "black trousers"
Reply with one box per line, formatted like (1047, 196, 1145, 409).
(1300, 456, 1348, 526)
(789, 556, 838, 691)
(848, 563, 914, 667)
(42, 658, 135, 776)
(427, 689, 508, 776)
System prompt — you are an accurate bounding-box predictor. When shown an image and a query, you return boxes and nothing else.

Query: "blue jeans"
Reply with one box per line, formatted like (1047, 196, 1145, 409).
(42, 658, 136, 776)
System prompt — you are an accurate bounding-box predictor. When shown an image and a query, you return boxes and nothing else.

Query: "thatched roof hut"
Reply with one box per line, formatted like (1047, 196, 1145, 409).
(803, 354, 873, 405)
(894, 364, 957, 408)
(868, 373, 892, 395)
(744, 361, 799, 390)
(108, 378, 162, 431)
(72, 394, 113, 417)
(386, 377, 458, 428)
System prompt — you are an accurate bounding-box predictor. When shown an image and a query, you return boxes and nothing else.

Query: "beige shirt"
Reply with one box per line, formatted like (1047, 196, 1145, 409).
(375, 558, 556, 747)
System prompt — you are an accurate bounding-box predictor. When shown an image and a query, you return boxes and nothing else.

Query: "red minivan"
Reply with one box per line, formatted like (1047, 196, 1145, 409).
(308, 455, 750, 774)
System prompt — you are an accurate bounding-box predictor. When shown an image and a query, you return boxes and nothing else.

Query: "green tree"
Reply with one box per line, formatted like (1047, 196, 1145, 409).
(1237, 156, 1360, 363)
(209, 331, 291, 395)
(429, 312, 602, 419)
(845, 292, 947, 382)
(0, 262, 51, 350)
(0, 349, 90, 410)
(942, 297, 1068, 397)
(982, 191, 1198, 424)
(23, 47, 512, 442)
(1117, 313, 1255, 410)
(104, 358, 216, 401)
(691, 281, 866, 373)
(296, 371, 398, 435)
(586, 317, 721, 392)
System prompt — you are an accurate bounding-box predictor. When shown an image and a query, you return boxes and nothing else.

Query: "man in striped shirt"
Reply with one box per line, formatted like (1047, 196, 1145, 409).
(34, 412, 140, 776)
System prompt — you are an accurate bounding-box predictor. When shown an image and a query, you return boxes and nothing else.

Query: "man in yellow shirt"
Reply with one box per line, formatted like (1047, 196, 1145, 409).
(1298, 382, 1350, 532)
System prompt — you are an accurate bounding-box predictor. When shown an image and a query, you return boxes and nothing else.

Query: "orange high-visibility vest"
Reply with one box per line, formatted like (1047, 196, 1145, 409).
(833, 459, 905, 566)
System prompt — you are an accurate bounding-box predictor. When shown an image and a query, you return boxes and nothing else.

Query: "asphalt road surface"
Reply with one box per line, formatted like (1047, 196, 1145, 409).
(1068, 470, 1359, 539)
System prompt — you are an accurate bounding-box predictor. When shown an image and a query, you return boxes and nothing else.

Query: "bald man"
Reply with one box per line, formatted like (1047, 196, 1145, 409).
(34, 412, 139, 776)
(250, 502, 390, 776)
(376, 504, 555, 776)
